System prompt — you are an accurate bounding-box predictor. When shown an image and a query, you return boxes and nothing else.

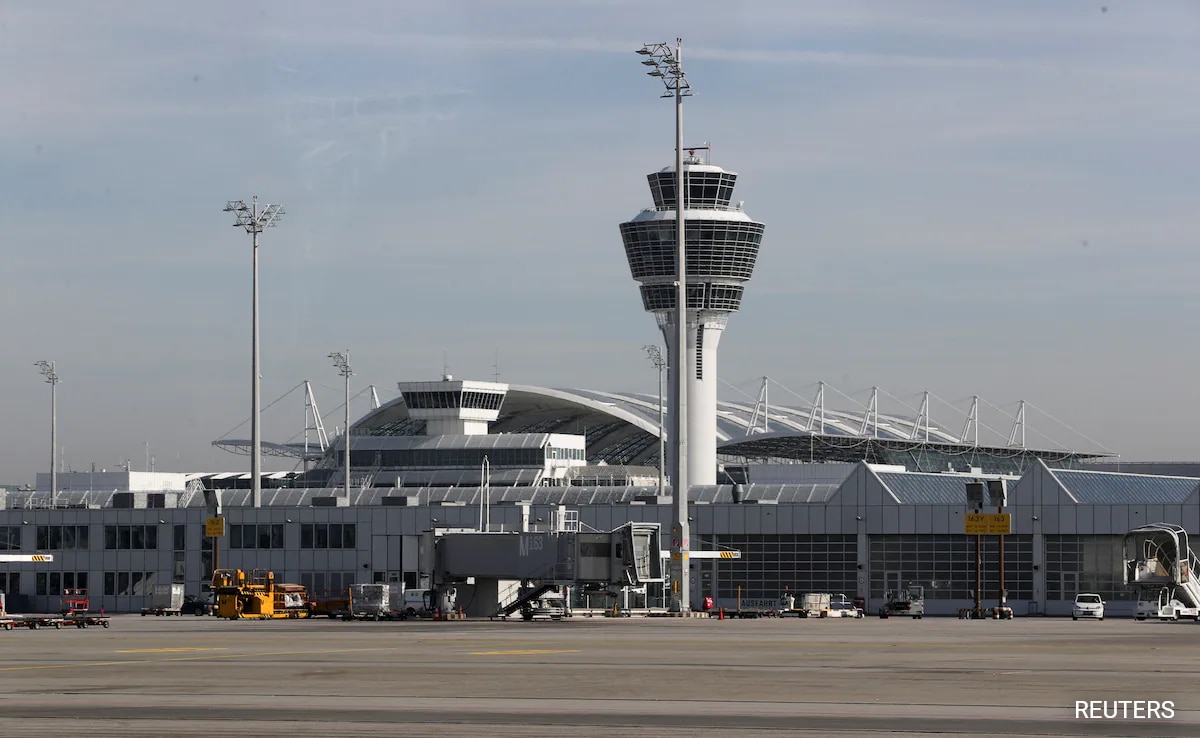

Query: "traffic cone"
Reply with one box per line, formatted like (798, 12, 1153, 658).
(718, 607, 724, 621)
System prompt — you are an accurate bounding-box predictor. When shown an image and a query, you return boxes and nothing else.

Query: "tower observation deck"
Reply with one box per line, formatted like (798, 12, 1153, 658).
(620, 152, 765, 484)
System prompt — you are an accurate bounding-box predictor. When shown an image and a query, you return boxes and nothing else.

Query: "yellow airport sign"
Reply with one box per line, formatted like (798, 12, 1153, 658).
(965, 513, 1011, 535)
(205, 517, 226, 537)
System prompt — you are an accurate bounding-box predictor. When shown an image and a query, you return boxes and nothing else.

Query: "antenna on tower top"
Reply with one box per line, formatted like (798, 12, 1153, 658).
(442, 350, 449, 379)
(493, 348, 501, 382)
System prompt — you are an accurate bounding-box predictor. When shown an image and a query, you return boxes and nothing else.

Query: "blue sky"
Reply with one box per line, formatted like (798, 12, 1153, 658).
(2, 1, 1198, 482)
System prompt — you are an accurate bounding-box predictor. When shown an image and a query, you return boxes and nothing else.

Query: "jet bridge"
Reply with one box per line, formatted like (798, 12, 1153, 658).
(1123, 523, 1200, 609)
(423, 519, 663, 618)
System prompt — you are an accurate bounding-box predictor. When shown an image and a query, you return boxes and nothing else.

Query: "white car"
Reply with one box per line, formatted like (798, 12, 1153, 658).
(1072, 593, 1105, 621)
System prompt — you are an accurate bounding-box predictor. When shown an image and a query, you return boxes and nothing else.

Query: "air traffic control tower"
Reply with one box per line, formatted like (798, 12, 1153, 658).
(620, 152, 765, 484)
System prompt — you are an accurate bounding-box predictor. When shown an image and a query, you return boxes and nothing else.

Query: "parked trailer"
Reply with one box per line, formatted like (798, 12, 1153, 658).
(0, 591, 108, 630)
(343, 583, 408, 621)
(141, 583, 186, 616)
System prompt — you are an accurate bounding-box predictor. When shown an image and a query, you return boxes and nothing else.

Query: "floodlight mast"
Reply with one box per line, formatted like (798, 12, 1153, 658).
(224, 196, 285, 508)
(35, 360, 60, 507)
(329, 351, 353, 501)
(637, 38, 692, 612)
(643, 345, 667, 498)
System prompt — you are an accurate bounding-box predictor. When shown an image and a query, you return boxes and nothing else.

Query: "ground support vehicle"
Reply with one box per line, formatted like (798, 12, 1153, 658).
(211, 569, 311, 620)
(343, 583, 407, 621)
(58, 589, 110, 628)
(1134, 586, 1200, 622)
(827, 594, 865, 618)
(778, 592, 832, 618)
(879, 586, 925, 619)
(141, 583, 186, 616)
(520, 591, 568, 621)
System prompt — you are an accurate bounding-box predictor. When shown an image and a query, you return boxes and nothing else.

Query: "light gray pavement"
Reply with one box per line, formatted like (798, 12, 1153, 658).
(0, 613, 1196, 736)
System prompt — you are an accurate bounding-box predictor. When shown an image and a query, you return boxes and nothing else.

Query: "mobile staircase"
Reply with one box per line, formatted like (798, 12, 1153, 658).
(1123, 523, 1200, 621)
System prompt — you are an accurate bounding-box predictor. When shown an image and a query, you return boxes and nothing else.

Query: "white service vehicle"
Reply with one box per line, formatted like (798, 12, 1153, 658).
(1071, 593, 1105, 621)
(520, 592, 567, 621)
(1135, 587, 1200, 622)
(827, 593, 865, 618)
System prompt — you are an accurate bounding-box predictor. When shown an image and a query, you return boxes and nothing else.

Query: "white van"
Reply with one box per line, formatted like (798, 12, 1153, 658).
(400, 588, 431, 617)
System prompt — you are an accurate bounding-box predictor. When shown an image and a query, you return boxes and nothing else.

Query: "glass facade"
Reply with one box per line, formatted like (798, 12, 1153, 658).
(714, 535, 858, 601)
(647, 170, 739, 210)
(868, 535, 1033, 600)
(621, 220, 764, 281)
(639, 282, 744, 312)
(1045, 535, 1131, 601)
(401, 390, 504, 410)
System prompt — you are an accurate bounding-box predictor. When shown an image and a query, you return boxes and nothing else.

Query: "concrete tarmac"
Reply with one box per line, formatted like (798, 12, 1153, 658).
(0, 613, 1196, 737)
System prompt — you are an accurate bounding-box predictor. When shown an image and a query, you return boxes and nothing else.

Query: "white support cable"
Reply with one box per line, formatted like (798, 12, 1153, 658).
(1020, 399, 1116, 455)
(927, 392, 1012, 447)
(215, 381, 309, 440)
(974, 396, 1074, 452)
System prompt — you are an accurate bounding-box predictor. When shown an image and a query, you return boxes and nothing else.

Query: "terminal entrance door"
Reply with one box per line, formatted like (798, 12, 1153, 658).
(1060, 571, 1078, 600)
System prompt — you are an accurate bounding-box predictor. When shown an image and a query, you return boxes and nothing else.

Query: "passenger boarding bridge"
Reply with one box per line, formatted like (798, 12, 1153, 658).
(421, 508, 664, 618)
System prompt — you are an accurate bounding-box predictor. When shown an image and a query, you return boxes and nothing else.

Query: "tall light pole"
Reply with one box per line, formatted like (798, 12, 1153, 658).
(642, 345, 667, 497)
(35, 360, 60, 507)
(329, 351, 353, 501)
(638, 38, 692, 612)
(224, 196, 285, 508)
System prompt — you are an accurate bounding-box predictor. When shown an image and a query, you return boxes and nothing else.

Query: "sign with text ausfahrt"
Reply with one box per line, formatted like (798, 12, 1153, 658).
(205, 517, 226, 537)
(964, 513, 1011, 535)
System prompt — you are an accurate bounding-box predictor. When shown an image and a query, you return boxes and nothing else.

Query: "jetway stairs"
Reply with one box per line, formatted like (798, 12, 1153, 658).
(1123, 523, 1200, 608)
(494, 583, 557, 618)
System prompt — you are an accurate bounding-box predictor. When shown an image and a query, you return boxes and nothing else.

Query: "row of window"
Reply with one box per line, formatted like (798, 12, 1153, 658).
(401, 390, 505, 411)
(35, 571, 89, 596)
(300, 523, 356, 549)
(0, 526, 19, 551)
(299, 570, 358, 598)
(104, 525, 159, 550)
(622, 224, 764, 280)
(36, 525, 91, 550)
(640, 283, 744, 312)
(102, 571, 159, 597)
(349, 448, 547, 469)
(647, 171, 740, 210)
(229, 524, 285, 550)
(0, 572, 18, 594)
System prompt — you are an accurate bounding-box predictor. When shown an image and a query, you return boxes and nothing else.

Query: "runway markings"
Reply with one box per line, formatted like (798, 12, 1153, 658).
(116, 647, 228, 654)
(0, 647, 384, 672)
(469, 649, 581, 656)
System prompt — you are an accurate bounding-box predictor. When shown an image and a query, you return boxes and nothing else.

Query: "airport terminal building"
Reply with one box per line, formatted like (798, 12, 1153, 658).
(2, 377, 1195, 618)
